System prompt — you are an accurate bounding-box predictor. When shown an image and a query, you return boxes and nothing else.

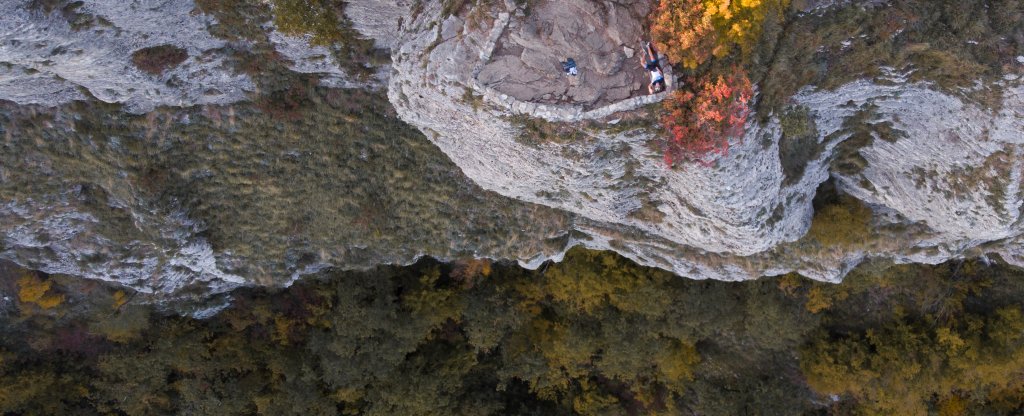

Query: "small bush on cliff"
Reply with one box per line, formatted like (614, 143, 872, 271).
(807, 194, 873, 247)
(650, 0, 787, 166)
(270, 0, 384, 78)
(651, 0, 789, 70)
(660, 66, 753, 165)
(16, 273, 63, 310)
(272, 0, 344, 46)
(131, 45, 188, 76)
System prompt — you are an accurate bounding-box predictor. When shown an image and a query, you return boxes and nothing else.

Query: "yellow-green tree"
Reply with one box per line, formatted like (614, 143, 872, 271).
(651, 0, 789, 68)
(802, 307, 1024, 415)
(500, 250, 701, 413)
(17, 273, 63, 310)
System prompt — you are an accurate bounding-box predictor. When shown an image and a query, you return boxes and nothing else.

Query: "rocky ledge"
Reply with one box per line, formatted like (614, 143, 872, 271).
(351, 0, 1024, 282)
(0, 0, 1021, 301)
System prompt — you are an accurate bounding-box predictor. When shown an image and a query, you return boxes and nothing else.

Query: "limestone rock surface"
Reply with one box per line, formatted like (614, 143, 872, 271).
(0, 0, 255, 113)
(0, 0, 1021, 302)
(350, 0, 1024, 282)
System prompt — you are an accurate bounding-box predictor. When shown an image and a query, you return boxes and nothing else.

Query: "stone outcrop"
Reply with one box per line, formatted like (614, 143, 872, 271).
(268, 30, 387, 90)
(476, 0, 651, 108)
(465, 0, 674, 122)
(350, 0, 1024, 282)
(0, 0, 1021, 302)
(376, 0, 814, 256)
(0, 0, 255, 113)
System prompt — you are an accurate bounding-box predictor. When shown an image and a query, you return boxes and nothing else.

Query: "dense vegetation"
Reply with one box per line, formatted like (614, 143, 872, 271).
(2, 249, 1024, 415)
(0, 75, 571, 291)
(6, 1, 1023, 414)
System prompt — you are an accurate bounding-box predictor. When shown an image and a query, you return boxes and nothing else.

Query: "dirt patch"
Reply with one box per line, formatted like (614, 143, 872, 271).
(131, 45, 188, 76)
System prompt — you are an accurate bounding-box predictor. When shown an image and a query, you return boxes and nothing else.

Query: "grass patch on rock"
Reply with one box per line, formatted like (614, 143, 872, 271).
(752, 0, 1022, 117)
(826, 104, 906, 178)
(777, 105, 822, 186)
(130, 45, 188, 76)
(508, 115, 586, 147)
(194, 0, 387, 80)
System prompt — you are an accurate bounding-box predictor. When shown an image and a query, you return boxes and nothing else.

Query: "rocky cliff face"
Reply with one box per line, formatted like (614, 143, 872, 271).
(0, 0, 1021, 299)
(351, 0, 1024, 281)
(0, 0, 576, 301)
(0, 0, 255, 112)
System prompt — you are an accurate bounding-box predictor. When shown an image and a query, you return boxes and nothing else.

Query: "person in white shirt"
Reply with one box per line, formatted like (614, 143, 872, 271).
(640, 42, 666, 94)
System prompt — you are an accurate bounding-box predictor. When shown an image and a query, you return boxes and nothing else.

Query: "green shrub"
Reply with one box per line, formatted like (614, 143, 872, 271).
(807, 195, 873, 247)
(777, 105, 822, 185)
(272, 0, 345, 46)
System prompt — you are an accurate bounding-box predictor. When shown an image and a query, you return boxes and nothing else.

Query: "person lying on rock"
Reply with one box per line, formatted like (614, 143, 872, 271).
(562, 58, 578, 76)
(641, 42, 666, 94)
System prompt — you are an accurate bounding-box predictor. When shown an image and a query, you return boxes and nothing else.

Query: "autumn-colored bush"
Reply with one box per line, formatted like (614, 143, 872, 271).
(16, 273, 63, 310)
(650, 0, 788, 165)
(651, 0, 789, 69)
(660, 67, 752, 165)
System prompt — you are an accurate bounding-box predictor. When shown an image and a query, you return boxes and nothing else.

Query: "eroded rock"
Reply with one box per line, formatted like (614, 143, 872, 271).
(0, 0, 255, 113)
(477, 0, 650, 108)
(350, 0, 1024, 283)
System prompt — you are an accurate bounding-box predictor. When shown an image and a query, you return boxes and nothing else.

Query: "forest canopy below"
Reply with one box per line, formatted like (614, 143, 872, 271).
(2, 249, 1024, 415)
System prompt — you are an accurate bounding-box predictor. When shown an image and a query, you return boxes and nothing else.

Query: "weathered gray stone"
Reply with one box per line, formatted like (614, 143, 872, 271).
(0, 0, 256, 113)
(441, 16, 464, 40)
(345, 0, 1024, 286)
(475, 0, 650, 108)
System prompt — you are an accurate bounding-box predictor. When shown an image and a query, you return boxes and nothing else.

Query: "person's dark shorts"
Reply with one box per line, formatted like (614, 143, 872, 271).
(651, 77, 666, 92)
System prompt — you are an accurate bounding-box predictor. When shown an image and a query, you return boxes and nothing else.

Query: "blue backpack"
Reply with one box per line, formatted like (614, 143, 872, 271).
(562, 58, 577, 75)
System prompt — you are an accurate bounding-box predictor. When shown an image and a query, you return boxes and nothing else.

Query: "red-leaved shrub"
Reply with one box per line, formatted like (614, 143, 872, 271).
(661, 68, 753, 166)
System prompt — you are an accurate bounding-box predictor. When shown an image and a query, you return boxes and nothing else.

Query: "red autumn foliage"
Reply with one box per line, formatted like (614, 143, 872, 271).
(660, 68, 753, 166)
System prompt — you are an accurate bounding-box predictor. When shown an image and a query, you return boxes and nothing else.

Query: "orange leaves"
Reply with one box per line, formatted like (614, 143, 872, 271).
(661, 68, 753, 166)
(650, 0, 714, 69)
(651, 0, 788, 69)
(648, 0, 779, 165)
